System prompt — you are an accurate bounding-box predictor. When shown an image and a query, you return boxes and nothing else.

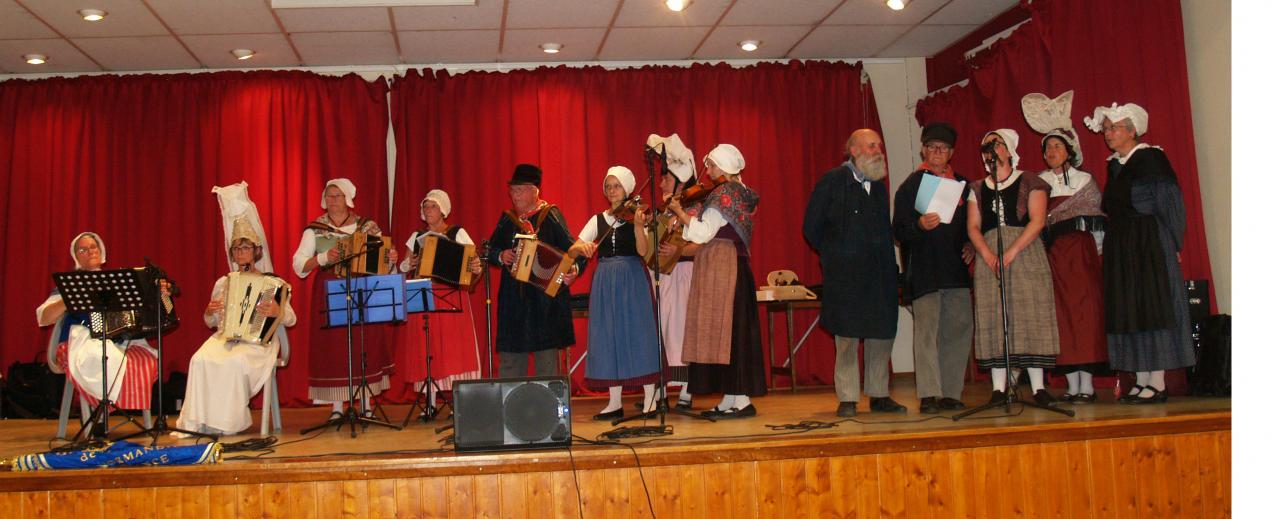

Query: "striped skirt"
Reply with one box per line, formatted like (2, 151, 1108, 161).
(974, 226, 1060, 368)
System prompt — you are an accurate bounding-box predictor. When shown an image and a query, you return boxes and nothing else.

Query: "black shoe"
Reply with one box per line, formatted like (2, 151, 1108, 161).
(717, 404, 757, 419)
(675, 399, 693, 411)
(1131, 388, 1168, 405)
(700, 407, 726, 418)
(938, 397, 966, 410)
(1057, 392, 1076, 403)
(988, 390, 1007, 405)
(836, 401, 857, 417)
(1118, 385, 1147, 403)
(919, 397, 940, 414)
(870, 397, 907, 413)
(1070, 393, 1097, 405)
(593, 408, 624, 421)
(1033, 390, 1057, 407)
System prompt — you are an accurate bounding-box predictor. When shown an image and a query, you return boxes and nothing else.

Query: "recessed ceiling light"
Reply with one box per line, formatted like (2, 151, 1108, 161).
(666, 0, 690, 12)
(540, 43, 562, 54)
(24, 54, 47, 65)
(886, 0, 908, 10)
(231, 49, 256, 60)
(739, 40, 760, 52)
(78, 9, 107, 22)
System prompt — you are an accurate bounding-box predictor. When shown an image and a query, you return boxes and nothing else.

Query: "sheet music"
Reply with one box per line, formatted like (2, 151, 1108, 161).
(913, 173, 966, 224)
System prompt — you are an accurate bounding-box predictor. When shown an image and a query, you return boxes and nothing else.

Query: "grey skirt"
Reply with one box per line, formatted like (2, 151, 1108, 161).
(974, 226, 1060, 368)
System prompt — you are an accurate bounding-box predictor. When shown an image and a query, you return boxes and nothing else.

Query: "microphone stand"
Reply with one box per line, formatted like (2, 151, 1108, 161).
(478, 241, 495, 378)
(954, 145, 1073, 420)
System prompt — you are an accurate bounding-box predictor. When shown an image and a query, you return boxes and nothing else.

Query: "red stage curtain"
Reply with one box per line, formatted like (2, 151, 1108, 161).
(0, 71, 390, 407)
(388, 61, 883, 395)
(915, 0, 1212, 391)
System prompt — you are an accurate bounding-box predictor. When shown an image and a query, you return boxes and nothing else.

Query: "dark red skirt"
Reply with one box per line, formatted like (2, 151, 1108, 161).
(307, 270, 396, 401)
(1046, 231, 1108, 369)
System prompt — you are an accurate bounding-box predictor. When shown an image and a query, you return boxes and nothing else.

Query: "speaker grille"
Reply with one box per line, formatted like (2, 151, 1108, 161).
(503, 382, 560, 441)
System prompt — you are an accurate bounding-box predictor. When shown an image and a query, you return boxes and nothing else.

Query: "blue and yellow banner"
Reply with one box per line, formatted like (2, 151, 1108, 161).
(7, 441, 221, 471)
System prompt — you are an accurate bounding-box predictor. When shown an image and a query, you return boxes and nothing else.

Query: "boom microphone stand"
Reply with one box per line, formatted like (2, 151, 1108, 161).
(954, 141, 1073, 421)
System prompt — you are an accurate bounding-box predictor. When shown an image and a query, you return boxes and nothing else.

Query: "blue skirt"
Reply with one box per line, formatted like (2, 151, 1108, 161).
(585, 256, 661, 388)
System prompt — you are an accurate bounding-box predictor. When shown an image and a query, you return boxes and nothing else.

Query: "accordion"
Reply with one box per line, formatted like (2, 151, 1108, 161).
(327, 231, 393, 277)
(510, 235, 576, 297)
(220, 272, 292, 345)
(414, 233, 477, 288)
(84, 266, 179, 341)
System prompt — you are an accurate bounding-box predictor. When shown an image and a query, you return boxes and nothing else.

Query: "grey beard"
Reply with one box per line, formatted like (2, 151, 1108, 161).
(856, 154, 888, 181)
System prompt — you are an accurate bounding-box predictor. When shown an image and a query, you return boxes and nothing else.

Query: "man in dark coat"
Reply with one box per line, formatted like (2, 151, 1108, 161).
(892, 122, 974, 414)
(803, 129, 905, 417)
(485, 164, 586, 377)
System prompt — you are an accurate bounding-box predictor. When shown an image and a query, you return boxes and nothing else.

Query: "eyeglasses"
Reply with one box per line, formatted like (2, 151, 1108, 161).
(231, 245, 256, 252)
(74, 245, 99, 254)
(924, 143, 952, 153)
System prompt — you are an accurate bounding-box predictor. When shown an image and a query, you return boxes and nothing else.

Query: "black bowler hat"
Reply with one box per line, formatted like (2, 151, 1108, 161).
(508, 164, 542, 187)
(921, 122, 957, 147)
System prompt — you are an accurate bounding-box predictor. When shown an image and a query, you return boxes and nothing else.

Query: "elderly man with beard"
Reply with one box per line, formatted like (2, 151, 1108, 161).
(803, 129, 905, 417)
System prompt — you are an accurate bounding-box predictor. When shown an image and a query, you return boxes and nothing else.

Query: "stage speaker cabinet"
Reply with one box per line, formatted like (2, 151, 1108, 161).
(453, 376, 571, 452)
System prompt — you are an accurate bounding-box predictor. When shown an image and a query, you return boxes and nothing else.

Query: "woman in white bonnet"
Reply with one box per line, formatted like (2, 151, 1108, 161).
(35, 232, 160, 415)
(1084, 102, 1194, 404)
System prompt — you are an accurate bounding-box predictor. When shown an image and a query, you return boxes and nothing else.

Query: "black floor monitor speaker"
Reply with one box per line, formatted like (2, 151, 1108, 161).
(453, 376, 571, 452)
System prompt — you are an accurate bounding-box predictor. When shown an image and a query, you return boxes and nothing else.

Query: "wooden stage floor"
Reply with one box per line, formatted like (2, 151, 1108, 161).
(0, 378, 1232, 518)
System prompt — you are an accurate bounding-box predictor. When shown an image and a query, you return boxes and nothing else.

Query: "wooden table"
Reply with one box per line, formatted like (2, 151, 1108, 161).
(758, 298, 821, 393)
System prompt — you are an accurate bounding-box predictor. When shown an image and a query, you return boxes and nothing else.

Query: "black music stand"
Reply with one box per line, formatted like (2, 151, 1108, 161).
(301, 265, 404, 437)
(53, 269, 150, 447)
(400, 279, 465, 427)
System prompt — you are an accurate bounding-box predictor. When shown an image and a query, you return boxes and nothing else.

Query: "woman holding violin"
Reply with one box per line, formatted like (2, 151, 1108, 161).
(668, 144, 766, 419)
(571, 166, 662, 420)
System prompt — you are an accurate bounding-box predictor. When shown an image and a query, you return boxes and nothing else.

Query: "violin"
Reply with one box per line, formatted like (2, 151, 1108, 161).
(658, 174, 728, 212)
(609, 195, 650, 223)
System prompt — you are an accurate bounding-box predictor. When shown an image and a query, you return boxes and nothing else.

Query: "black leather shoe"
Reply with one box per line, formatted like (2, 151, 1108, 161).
(593, 408, 624, 421)
(717, 404, 757, 419)
(988, 390, 1007, 405)
(919, 397, 940, 414)
(700, 407, 726, 418)
(1070, 393, 1097, 405)
(675, 399, 693, 410)
(1033, 390, 1057, 407)
(1118, 385, 1148, 403)
(938, 397, 966, 410)
(1057, 392, 1076, 403)
(1131, 388, 1168, 405)
(836, 401, 857, 417)
(870, 397, 907, 413)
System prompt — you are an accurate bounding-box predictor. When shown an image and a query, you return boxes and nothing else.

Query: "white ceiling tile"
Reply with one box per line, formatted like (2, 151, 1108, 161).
(147, 0, 280, 35)
(504, 0, 619, 29)
(827, 0, 948, 26)
(789, 25, 906, 59)
(183, 34, 300, 68)
(614, 0, 733, 28)
(73, 36, 202, 70)
(924, 0, 1020, 25)
(720, 0, 841, 26)
(0, 39, 101, 73)
(875, 24, 976, 58)
(291, 31, 399, 66)
(502, 28, 605, 62)
(21, 0, 169, 38)
(399, 30, 499, 63)
(0, 0, 59, 39)
(693, 25, 811, 60)
(276, 7, 391, 33)
(393, 0, 503, 30)
(598, 27, 704, 61)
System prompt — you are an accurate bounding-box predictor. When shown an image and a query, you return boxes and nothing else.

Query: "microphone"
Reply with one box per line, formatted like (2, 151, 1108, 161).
(980, 140, 998, 156)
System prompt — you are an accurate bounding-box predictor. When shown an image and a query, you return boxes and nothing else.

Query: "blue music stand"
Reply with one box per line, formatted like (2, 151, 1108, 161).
(324, 274, 407, 326)
(405, 278, 436, 314)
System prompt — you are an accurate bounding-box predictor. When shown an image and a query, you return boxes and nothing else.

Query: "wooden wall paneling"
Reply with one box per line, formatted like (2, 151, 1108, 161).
(394, 478, 424, 519)
(1016, 443, 1045, 519)
(651, 465, 685, 519)
(1132, 437, 1160, 518)
(678, 463, 707, 519)
(756, 459, 784, 519)
(155, 485, 183, 517)
(701, 462, 734, 518)
(446, 476, 474, 519)
(1218, 431, 1231, 514)
(1109, 438, 1139, 518)
(1170, 434, 1204, 518)
(1087, 438, 1119, 519)
(20, 490, 49, 517)
(583, 467, 618, 519)
(1060, 441, 1094, 519)
(624, 466, 652, 519)
(946, 449, 978, 519)
(422, 474, 450, 519)
(877, 452, 907, 519)
(288, 480, 320, 519)
(778, 458, 806, 518)
(924, 449, 954, 518)
(971, 446, 999, 519)
(850, 453, 882, 519)
(806, 456, 837, 518)
(993, 445, 1023, 518)
(551, 470, 581, 519)
(1152, 436, 1180, 517)
(472, 474, 501, 519)
(367, 478, 397, 518)
(49, 489, 103, 517)
(497, 472, 528, 519)
(728, 461, 761, 518)
(902, 451, 930, 519)
(209, 484, 238, 519)
(315, 480, 344, 519)
(237, 483, 264, 518)
(524, 471, 554, 519)
(0, 491, 19, 516)
(1197, 432, 1226, 518)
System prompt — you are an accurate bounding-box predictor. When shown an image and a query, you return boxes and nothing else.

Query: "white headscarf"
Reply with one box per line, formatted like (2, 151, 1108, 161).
(213, 181, 275, 273)
(704, 143, 745, 176)
(70, 232, 106, 270)
(605, 166, 636, 196)
(320, 178, 357, 210)
(1084, 102, 1149, 136)
(982, 129, 1021, 169)
(422, 189, 452, 219)
(645, 133, 696, 183)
